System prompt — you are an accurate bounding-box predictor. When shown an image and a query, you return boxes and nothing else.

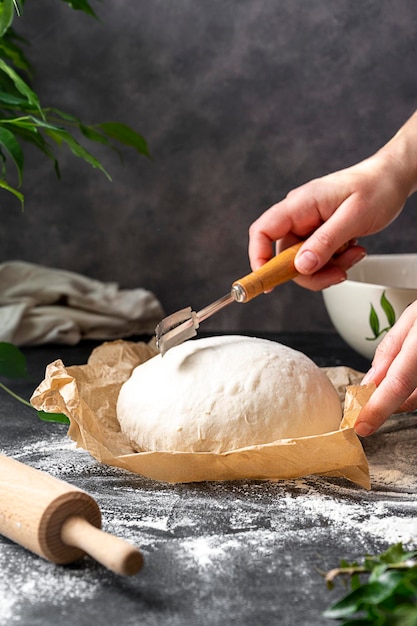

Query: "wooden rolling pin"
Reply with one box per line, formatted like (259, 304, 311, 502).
(0, 453, 143, 576)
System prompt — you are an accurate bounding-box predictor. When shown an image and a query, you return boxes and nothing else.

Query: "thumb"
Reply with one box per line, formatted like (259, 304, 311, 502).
(294, 224, 355, 275)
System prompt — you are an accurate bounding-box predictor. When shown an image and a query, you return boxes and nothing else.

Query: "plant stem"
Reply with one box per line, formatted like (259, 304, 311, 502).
(325, 560, 417, 585)
(0, 381, 32, 408)
(325, 566, 366, 585)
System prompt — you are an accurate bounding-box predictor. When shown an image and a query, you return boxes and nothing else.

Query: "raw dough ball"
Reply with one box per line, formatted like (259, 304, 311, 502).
(116, 335, 342, 453)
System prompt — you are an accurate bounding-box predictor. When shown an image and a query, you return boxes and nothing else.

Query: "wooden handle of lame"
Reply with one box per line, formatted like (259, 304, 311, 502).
(232, 241, 303, 302)
(233, 240, 350, 302)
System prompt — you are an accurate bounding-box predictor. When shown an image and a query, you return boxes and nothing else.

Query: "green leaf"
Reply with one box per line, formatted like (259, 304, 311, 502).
(0, 2, 149, 201)
(377, 568, 409, 592)
(0, 88, 28, 106)
(364, 556, 379, 572)
(45, 107, 79, 124)
(0, 28, 33, 76)
(0, 0, 15, 38)
(0, 125, 23, 184)
(380, 543, 412, 565)
(4, 120, 61, 181)
(0, 58, 42, 116)
(368, 304, 379, 338)
(8, 114, 111, 179)
(37, 410, 70, 425)
(380, 291, 396, 328)
(0, 341, 69, 424)
(390, 605, 417, 626)
(79, 122, 110, 145)
(44, 124, 111, 180)
(336, 618, 376, 626)
(97, 121, 150, 157)
(0, 175, 24, 206)
(323, 544, 417, 624)
(7, 119, 59, 163)
(369, 563, 389, 582)
(0, 341, 27, 378)
(60, 0, 98, 18)
(324, 580, 400, 619)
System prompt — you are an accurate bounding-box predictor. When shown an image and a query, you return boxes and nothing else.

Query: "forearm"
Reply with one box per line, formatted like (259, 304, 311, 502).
(376, 110, 417, 196)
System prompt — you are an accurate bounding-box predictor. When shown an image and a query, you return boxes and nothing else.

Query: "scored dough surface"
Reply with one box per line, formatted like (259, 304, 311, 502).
(116, 335, 343, 453)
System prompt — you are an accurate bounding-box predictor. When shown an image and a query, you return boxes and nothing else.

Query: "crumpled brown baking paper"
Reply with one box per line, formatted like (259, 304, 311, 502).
(30, 339, 373, 489)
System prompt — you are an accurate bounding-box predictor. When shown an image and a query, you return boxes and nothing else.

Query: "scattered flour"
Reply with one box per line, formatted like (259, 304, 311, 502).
(181, 536, 241, 569)
(0, 412, 416, 624)
(0, 545, 100, 624)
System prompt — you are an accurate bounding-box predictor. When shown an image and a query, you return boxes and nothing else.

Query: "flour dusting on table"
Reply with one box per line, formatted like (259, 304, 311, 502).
(0, 412, 416, 625)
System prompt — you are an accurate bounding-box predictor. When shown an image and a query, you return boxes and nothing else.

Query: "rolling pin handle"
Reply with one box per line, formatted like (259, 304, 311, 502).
(61, 516, 144, 577)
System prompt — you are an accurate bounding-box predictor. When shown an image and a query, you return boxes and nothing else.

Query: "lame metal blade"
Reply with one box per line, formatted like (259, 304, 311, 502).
(155, 293, 235, 356)
(155, 307, 199, 356)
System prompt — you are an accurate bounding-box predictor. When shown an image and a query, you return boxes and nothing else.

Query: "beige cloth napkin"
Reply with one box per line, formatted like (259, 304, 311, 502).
(0, 261, 164, 345)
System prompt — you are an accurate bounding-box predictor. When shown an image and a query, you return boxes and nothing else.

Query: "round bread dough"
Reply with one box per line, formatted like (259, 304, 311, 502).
(116, 335, 342, 453)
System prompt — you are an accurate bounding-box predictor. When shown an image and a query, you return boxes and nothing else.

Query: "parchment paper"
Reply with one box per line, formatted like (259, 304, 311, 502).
(30, 339, 373, 489)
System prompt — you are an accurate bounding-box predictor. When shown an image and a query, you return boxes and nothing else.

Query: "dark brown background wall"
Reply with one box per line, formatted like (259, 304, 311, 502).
(1, 0, 417, 333)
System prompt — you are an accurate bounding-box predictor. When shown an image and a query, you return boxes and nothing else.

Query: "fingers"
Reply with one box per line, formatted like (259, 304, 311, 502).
(248, 203, 296, 271)
(249, 193, 367, 291)
(362, 301, 417, 385)
(396, 387, 417, 413)
(291, 243, 366, 291)
(248, 180, 339, 270)
(355, 302, 417, 436)
(249, 175, 361, 274)
(294, 228, 345, 275)
(293, 194, 367, 275)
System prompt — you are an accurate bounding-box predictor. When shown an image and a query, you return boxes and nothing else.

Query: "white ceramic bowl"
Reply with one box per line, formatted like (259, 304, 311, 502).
(322, 254, 417, 361)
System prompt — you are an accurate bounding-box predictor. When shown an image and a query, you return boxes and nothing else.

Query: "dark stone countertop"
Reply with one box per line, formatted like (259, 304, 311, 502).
(0, 333, 416, 626)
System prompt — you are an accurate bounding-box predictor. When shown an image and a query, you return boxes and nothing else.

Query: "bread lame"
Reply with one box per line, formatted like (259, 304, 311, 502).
(155, 241, 352, 356)
(156, 241, 307, 356)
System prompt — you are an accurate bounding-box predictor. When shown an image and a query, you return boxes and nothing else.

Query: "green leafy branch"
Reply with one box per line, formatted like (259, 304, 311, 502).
(0, 341, 69, 424)
(322, 543, 417, 624)
(0, 0, 149, 207)
(366, 291, 396, 341)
